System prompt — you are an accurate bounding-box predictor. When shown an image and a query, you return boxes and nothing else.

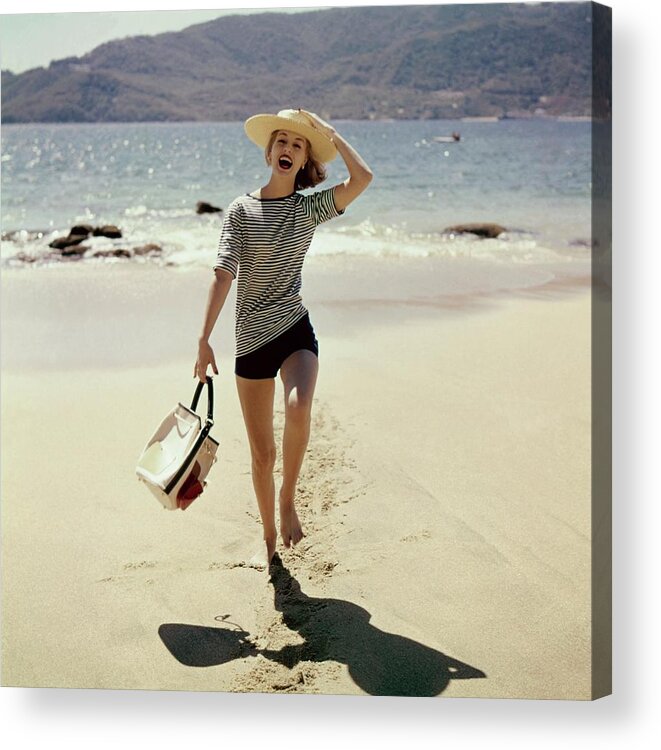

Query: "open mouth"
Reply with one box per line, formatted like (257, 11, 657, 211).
(278, 156, 293, 170)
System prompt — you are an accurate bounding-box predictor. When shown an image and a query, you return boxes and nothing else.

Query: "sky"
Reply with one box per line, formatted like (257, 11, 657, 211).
(0, 2, 328, 74)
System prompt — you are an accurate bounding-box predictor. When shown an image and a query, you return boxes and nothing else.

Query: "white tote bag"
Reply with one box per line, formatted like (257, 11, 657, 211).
(136, 378, 219, 510)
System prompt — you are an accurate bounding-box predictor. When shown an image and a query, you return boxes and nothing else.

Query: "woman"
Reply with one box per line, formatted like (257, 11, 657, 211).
(194, 108, 372, 568)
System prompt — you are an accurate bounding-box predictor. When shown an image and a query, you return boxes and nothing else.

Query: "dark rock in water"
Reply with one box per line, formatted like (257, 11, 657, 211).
(70, 224, 94, 237)
(445, 223, 506, 239)
(90, 248, 131, 259)
(93, 224, 122, 238)
(196, 201, 223, 214)
(49, 224, 121, 250)
(49, 233, 88, 249)
(132, 243, 162, 256)
(61, 244, 89, 257)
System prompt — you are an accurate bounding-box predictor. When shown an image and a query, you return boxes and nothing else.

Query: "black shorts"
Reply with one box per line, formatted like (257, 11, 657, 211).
(235, 313, 319, 379)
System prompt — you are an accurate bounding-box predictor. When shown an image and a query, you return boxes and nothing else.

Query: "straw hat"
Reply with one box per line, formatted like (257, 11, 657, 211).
(244, 109, 338, 163)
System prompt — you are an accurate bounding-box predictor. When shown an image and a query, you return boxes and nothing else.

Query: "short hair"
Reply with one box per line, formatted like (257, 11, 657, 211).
(265, 130, 327, 190)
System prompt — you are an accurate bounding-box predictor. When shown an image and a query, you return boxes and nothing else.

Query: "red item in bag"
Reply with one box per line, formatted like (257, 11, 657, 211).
(177, 462, 204, 510)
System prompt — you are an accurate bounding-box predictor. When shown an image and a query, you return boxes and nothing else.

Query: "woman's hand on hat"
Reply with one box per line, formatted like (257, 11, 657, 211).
(298, 109, 336, 140)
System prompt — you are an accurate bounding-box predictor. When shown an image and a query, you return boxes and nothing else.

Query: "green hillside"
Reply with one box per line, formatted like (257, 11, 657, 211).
(1, 3, 604, 123)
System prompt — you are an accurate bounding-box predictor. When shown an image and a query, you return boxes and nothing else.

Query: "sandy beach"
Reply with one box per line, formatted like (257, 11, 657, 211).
(1, 258, 592, 698)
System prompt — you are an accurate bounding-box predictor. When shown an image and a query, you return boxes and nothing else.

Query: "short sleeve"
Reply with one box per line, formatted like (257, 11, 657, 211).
(214, 200, 244, 278)
(303, 186, 345, 227)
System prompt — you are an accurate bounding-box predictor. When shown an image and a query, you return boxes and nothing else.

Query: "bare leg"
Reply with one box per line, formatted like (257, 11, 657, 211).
(279, 349, 319, 548)
(236, 375, 277, 568)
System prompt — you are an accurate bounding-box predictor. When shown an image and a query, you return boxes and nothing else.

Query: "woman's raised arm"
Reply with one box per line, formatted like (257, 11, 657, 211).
(298, 110, 373, 212)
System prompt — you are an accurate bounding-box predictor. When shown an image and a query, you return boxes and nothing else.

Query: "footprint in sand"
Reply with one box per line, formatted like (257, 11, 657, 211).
(123, 561, 157, 571)
(399, 530, 432, 543)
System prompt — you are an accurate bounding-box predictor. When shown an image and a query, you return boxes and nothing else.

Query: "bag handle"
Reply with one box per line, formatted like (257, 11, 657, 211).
(191, 377, 214, 425)
(163, 378, 215, 496)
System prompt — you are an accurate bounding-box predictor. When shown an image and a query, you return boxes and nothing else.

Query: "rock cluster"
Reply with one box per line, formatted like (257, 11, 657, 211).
(444, 223, 507, 239)
(49, 224, 123, 253)
(6, 199, 225, 267)
(36, 224, 163, 262)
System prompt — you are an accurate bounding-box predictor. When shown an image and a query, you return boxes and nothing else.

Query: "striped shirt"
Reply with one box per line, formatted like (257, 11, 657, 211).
(214, 186, 344, 357)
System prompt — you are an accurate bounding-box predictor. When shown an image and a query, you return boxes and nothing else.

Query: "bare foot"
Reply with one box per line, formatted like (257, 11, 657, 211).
(247, 533, 277, 571)
(279, 491, 305, 549)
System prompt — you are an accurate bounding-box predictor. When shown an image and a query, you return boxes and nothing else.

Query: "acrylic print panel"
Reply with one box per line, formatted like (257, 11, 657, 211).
(0, 1, 611, 699)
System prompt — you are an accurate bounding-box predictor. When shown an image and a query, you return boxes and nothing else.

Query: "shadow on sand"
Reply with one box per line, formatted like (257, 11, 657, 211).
(159, 555, 486, 696)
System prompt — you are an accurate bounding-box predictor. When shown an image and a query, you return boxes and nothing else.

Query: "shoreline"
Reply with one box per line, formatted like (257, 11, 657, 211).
(0, 256, 591, 373)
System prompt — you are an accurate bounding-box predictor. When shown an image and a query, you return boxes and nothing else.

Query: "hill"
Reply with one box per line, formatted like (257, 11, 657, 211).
(1, 3, 604, 123)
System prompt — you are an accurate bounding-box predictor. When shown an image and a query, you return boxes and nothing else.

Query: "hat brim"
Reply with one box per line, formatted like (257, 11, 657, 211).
(244, 114, 338, 163)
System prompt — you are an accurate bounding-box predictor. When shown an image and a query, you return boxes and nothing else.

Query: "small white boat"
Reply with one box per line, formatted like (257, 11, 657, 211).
(433, 132, 461, 143)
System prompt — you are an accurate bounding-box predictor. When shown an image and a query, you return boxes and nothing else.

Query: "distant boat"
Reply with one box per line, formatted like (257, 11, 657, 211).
(432, 132, 461, 143)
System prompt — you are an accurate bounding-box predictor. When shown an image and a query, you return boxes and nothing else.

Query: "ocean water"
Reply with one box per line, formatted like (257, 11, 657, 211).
(1, 119, 592, 291)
